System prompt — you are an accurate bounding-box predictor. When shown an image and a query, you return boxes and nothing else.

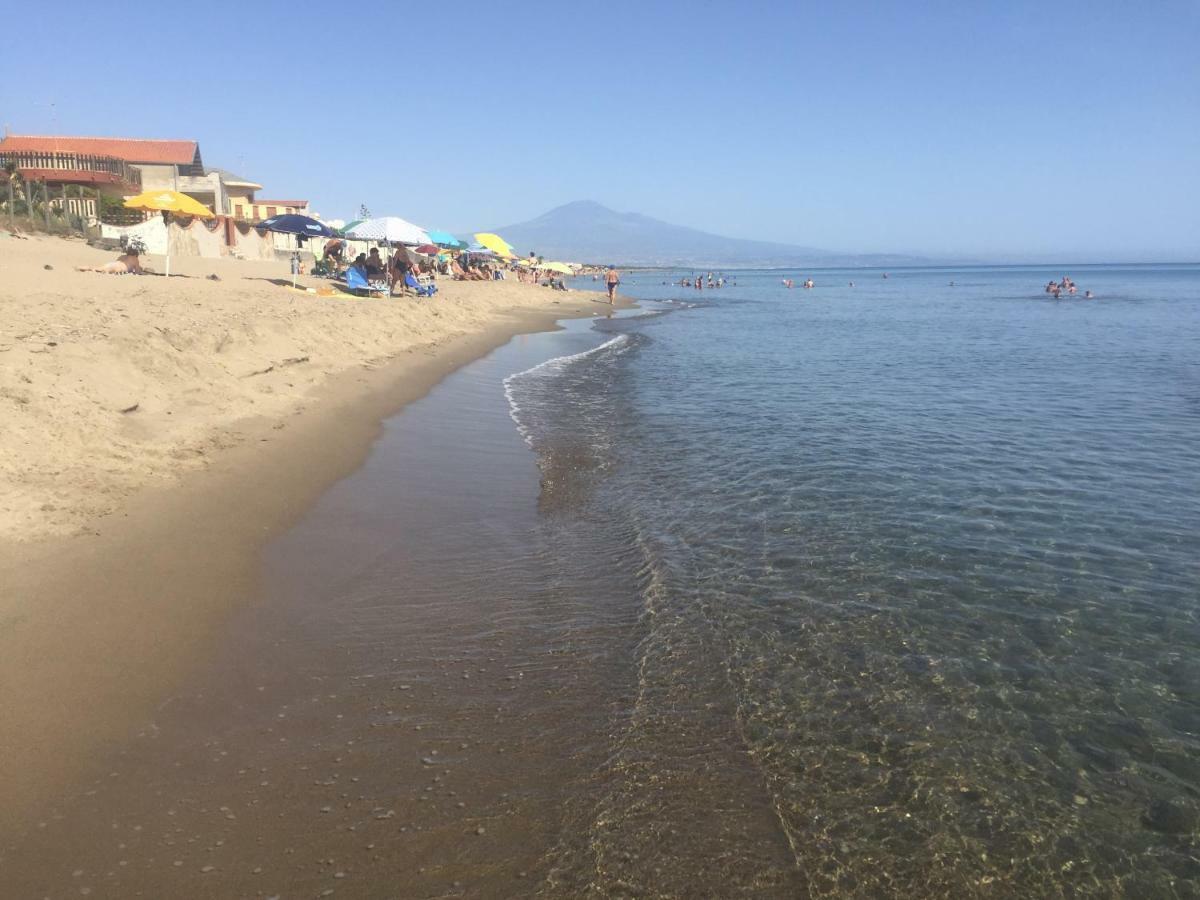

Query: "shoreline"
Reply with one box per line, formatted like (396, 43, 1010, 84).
(0, 235, 629, 838)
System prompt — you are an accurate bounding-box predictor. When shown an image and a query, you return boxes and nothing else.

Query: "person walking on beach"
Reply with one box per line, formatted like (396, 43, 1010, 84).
(605, 266, 620, 304)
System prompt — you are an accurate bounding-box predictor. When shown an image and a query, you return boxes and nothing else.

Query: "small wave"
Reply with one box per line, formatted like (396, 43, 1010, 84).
(503, 333, 632, 447)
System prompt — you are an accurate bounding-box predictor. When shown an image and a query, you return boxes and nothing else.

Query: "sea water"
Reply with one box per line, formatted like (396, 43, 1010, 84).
(508, 265, 1200, 896)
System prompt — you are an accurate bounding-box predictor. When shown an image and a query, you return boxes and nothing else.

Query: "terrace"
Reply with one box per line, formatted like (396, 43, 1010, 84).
(0, 149, 143, 191)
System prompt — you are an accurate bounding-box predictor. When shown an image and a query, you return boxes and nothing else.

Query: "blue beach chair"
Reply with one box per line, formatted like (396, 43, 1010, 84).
(404, 273, 437, 297)
(345, 267, 388, 297)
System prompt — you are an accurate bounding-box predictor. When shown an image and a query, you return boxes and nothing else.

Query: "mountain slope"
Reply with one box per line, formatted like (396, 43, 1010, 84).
(487, 201, 921, 267)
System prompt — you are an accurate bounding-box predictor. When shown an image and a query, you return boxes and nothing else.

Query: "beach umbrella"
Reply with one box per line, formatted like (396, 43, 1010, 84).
(415, 243, 439, 255)
(473, 232, 516, 259)
(257, 214, 341, 287)
(543, 261, 574, 275)
(258, 213, 339, 239)
(123, 189, 214, 278)
(345, 216, 431, 245)
(426, 229, 466, 248)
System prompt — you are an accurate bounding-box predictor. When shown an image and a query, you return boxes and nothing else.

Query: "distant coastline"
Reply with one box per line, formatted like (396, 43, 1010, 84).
(617, 260, 1200, 273)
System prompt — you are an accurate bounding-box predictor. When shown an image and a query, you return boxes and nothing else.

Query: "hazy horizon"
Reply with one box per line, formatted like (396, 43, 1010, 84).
(3, 0, 1196, 261)
(481, 200, 1200, 266)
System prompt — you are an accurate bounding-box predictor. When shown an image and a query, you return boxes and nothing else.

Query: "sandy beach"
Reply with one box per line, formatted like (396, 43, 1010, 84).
(0, 234, 612, 544)
(0, 234, 625, 856)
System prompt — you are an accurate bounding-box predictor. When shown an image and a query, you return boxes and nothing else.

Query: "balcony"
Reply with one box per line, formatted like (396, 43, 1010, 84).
(0, 150, 142, 191)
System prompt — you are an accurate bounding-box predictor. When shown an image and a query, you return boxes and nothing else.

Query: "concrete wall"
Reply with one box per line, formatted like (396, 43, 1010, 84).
(100, 216, 279, 260)
(101, 216, 168, 255)
(129, 166, 227, 214)
(230, 221, 279, 260)
(166, 216, 225, 259)
(133, 164, 177, 192)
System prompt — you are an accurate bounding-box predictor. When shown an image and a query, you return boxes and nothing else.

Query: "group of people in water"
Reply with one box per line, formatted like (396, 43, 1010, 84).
(674, 272, 734, 289)
(782, 278, 815, 289)
(1046, 275, 1092, 299)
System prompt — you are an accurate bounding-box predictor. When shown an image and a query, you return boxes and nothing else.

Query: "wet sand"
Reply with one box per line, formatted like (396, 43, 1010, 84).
(0, 317, 639, 898)
(0, 291, 633, 894)
(1, 292, 805, 898)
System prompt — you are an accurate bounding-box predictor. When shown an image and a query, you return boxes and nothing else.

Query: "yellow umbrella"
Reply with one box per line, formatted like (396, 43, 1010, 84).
(124, 190, 214, 278)
(474, 232, 516, 259)
(124, 189, 215, 218)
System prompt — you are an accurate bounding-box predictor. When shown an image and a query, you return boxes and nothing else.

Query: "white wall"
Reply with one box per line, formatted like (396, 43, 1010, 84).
(100, 216, 168, 255)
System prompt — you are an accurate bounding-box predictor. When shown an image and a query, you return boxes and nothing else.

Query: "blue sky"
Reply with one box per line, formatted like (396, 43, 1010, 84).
(2, 0, 1197, 260)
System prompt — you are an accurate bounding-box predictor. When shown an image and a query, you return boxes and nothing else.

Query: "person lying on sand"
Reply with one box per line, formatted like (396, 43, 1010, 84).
(76, 252, 145, 275)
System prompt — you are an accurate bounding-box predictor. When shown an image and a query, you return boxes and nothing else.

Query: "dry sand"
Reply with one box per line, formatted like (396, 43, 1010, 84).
(0, 232, 622, 841)
(0, 233, 609, 544)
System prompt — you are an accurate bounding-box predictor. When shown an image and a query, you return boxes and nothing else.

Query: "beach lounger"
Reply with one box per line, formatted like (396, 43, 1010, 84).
(404, 273, 437, 298)
(346, 267, 389, 297)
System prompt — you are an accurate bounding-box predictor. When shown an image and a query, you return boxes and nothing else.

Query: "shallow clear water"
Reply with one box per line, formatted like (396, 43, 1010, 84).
(513, 265, 1200, 896)
(10, 267, 1197, 898)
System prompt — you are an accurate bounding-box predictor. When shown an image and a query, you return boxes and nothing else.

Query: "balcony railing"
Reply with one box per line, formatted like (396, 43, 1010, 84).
(0, 150, 142, 189)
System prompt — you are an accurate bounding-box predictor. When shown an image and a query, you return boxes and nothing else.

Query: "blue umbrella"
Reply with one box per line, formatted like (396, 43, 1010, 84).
(257, 215, 340, 286)
(426, 228, 467, 248)
(258, 214, 340, 239)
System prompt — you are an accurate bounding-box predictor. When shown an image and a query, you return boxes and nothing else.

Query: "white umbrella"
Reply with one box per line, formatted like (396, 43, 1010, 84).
(345, 216, 432, 245)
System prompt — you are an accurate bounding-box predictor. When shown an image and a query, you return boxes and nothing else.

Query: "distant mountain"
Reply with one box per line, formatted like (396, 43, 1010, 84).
(487, 200, 925, 268)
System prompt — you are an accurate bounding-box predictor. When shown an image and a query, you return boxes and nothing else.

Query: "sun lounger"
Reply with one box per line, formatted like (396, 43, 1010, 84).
(404, 273, 437, 297)
(346, 267, 389, 297)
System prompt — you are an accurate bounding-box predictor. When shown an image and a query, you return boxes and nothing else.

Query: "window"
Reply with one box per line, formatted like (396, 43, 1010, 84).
(266, 206, 277, 217)
(234, 204, 244, 218)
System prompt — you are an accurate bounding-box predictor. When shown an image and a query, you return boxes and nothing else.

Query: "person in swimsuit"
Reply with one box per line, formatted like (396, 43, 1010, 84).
(365, 248, 386, 277)
(605, 266, 620, 303)
(76, 251, 145, 275)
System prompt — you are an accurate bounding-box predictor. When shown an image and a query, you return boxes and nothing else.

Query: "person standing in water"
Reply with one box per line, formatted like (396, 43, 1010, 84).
(605, 266, 620, 304)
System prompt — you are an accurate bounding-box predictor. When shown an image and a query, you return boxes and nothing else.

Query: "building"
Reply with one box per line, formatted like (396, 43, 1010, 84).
(0, 134, 253, 220)
(242, 198, 310, 221)
(0, 135, 146, 220)
(206, 168, 264, 218)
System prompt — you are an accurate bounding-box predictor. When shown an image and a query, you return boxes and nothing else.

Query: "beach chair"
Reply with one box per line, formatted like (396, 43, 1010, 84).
(346, 267, 389, 297)
(404, 273, 437, 297)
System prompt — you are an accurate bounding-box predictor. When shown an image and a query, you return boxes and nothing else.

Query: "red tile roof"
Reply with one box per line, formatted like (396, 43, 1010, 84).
(0, 134, 199, 165)
(254, 200, 308, 207)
